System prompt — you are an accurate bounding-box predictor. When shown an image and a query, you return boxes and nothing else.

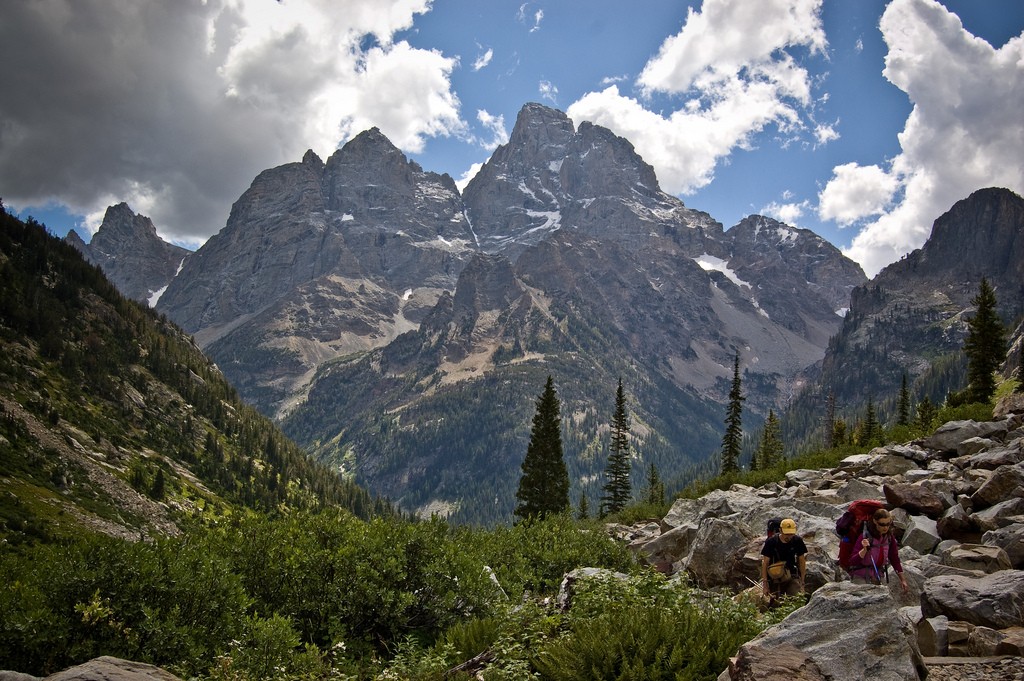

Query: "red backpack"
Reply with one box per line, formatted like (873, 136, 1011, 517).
(836, 499, 886, 571)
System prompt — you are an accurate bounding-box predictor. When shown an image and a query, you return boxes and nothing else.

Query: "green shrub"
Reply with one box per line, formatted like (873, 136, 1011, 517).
(534, 572, 764, 681)
(470, 514, 636, 597)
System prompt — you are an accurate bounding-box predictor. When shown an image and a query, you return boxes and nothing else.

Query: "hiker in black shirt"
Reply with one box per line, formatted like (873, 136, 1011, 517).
(760, 517, 807, 599)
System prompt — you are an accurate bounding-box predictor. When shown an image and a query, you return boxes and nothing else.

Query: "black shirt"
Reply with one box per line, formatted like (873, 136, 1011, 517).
(761, 534, 808, 573)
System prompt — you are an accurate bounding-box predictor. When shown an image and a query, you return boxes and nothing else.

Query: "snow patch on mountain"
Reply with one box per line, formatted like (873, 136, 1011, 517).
(694, 254, 751, 289)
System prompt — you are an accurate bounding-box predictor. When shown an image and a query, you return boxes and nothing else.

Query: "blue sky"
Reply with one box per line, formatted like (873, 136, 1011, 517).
(2, 0, 1022, 276)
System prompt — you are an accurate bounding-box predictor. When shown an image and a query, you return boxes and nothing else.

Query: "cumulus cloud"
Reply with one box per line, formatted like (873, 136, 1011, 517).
(762, 199, 811, 225)
(814, 122, 839, 146)
(818, 162, 899, 225)
(476, 110, 509, 151)
(0, 0, 463, 244)
(567, 0, 827, 196)
(830, 0, 1024, 276)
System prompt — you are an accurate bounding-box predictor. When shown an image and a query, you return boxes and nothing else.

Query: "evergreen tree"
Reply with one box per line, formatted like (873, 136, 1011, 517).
(150, 468, 166, 501)
(756, 409, 784, 469)
(897, 373, 911, 426)
(861, 398, 879, 446)
(644, 463, 665, 506)
(600, 378, 632, 516)
(515, 376, 570, 521)
(916, 395, 938, 432)
(720, 353, 744, 474)
(824, 390, 837, 449)
(964, 278, 1006, 403)
(577, 494, 590, 520)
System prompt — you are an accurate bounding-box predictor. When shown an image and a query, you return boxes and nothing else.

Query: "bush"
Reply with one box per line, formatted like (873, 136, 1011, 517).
(469, 513, 636, 597)
(533, 572, 768, 681)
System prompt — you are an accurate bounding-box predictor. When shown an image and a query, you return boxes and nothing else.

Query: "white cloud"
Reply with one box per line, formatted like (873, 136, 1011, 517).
(517, 3, 543, 32)
(0, 0, 463, 244)
(473, 47, 493, 71)
(476, 110, 509, 151)
(539, 80, 559, 104)
(761, 199, 810, 225)
(814, 122, 839, 146)
(456, 162, 484, 193)
(818, 162, 899, 225)
(567, 0, 827, 196)
(835, 0, 1024, 276)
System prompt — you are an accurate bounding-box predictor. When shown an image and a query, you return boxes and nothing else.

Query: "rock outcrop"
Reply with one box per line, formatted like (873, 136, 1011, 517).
(0, 655, 183, 680)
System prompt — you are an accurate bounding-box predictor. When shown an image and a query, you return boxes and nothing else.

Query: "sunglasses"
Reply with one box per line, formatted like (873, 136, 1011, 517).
(875, 521, 891, 527)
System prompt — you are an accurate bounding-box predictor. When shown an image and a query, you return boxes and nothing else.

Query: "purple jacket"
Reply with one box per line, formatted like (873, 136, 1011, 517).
(848, 531, 902, 579)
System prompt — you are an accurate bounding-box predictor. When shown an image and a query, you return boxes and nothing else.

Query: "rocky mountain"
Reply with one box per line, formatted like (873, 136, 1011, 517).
(0, 209, 385, 546)
(785, 187, 1024, 444)
(64, 202, 190, 305)
(148, 103, 865, 523)
(155, 134, 475, 414)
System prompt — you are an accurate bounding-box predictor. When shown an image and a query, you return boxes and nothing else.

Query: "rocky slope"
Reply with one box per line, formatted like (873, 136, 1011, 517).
(614, 397, 1024, 680)
(65, 203, 190, 305)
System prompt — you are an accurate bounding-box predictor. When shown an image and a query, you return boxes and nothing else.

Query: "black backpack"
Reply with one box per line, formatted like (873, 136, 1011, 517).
(766, 517, 783, 538)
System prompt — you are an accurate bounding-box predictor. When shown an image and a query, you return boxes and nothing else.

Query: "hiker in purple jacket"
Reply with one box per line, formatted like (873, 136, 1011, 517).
(848, 507, 909, 593)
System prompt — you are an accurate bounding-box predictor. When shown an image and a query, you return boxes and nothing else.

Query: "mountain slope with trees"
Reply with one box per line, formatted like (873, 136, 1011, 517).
(0, 205, 386, 546)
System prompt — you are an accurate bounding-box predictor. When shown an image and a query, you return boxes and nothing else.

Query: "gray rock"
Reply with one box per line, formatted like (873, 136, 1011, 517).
(982, 523, 1024, 569)
(918, 615, 949, 656)
(920, 420, 1012, 454)
(902, 515, 941, 555)
(682, 517, 755, 589)
(971, 497, 1024, 531)
(883, 482, 945, 518)
(938, 544, 1012, 573)
(736, 582, 926, 681)
(725, 642, 829, 680)
(921, 569, 1024, 629)
(971, 463, 1024, 509)
(41, 656, 182, 680)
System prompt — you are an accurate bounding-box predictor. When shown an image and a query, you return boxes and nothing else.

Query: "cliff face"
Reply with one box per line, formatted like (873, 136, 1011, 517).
(795, 187, 1024, 430)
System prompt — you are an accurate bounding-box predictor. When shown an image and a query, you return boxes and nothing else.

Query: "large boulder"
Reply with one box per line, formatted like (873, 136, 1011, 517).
(682, 517, 754, 589)
(939, 543, 1013, 573)
(920, 420, 1013, 454)
(725, 643, 829, 681)
(921, 569, 1024, 629)
(901, 514, 941, 555)
(731, 582, 925, 681)
(971, 463, 1024, 510)
(14, 656, 184, 680)
(982, 523, 1024, 569)
(883, 483, 945, 518)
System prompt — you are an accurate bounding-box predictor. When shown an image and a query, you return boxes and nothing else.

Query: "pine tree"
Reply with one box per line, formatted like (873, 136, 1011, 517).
(824, 391, 837, 449)
(916, 395, 937, 432)
(861, 397, 879, 446)
(756, 409, 784, 469)
(644, 463, 665, 506)
(721, 353, 744, 474)
(897, 373, 911, 426)
(515, 376, 570, 521)
(600, 378, 632, 516)
(964, 278, 1006, 403)
(577, 494, 590, 520)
